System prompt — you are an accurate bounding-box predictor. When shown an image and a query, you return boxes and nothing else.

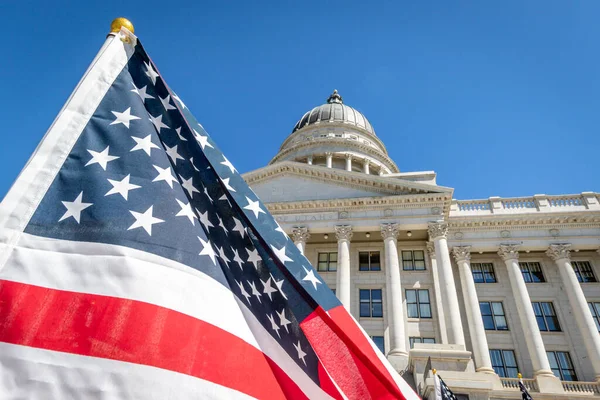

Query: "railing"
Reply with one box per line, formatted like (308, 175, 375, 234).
(499, 377, 538, 392)
(451, 193, 599, 216)
(562, 381, 600, 394)
(502, 198, 536, 209)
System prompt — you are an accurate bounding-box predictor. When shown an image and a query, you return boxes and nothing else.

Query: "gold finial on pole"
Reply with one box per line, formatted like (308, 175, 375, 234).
(110, 17, 134, 34)
(432, 368, 437, 375)
(517, 372, 522, 379)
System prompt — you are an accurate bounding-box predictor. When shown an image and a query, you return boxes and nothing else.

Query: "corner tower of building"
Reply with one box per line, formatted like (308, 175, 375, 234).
(269, 90, 399, 175)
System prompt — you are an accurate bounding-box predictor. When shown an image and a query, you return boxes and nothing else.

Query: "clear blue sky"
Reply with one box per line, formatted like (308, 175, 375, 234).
(1, 1, 598, 200)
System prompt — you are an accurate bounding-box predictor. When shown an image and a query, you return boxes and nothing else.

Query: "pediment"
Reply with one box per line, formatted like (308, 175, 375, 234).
(242, 162, 452, 204)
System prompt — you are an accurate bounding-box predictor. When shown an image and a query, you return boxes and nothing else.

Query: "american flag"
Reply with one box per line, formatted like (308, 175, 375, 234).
(519, 377, 533, 400)
(433, 374, 457, 400)
(0, 27, 418, 399)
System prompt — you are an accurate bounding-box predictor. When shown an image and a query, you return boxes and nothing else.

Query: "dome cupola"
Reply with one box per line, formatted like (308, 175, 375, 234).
(270, 90, 399, 175)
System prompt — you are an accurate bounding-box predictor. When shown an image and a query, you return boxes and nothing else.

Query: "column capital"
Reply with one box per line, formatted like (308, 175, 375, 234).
(290, 226, 310, 243)
(546, 244, 571, 262)
(345, 153, 352, 160)
(452, 246, 472, 263)
(380, 223, 400, 240)
(334, 225, 353, 241)
(498, 244, 520, 261)
(428, 221, 448, 240)
(426, 241, 436, 259)
(363, 158, 370, 165)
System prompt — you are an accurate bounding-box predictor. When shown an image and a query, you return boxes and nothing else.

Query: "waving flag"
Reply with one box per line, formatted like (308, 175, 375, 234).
(0, 24, 418, 399)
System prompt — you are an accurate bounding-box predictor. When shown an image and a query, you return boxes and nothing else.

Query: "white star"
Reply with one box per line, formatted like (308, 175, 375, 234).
(105, 174, 140, 200)
(293, 341, 307, 365)
(219, 194, 232, 206)
(173, 93, 186, 109)
(232, 217, 246, 238)
(159, 94, 176, 111)
(130, 82, 154, 102)
(275, 220, 288, 240)
(144, 60, 159, 85)
(271, 245, 293, 265)
(302, 266, 322, 290)
(266, 314, 281, 338)
(110, 107, 140, 128)
(197, 209, 214, 231)
(236, 280, 251, 304)
(152, 165, 177, 188)
(128, 205, 164, 236)
(198, 236, 217, 265)
(220, 156, 237, 174)
(175, 199, 197, 225)
(216, 246, 230, 263)
(149, 113, 170, 133)
(276, 309, 292, 333)
(270, 273, 288, 300)
(203, 186, 214, 203)
(261, 277, 278, 301)
(244, 197, 265, 218)
(193, 129, 213, 150)
(175, 127, 187, 141)
(248, 280, 262, 303)
(59, 191, 92, 223)
(85, 146, 119, 171)
(231, 248, 244, 270)
(216, 214, 228, 236)
(165, 144, 184, 164)
(221, 177, 236, 192)
(246, 247, 261, 270)
(189, 157, 199, 171)
(180, 175, 200, 197)
(131, 135, 159, 156)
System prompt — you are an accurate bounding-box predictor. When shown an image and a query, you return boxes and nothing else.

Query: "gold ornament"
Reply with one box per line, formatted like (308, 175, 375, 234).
(110, 17, 134, 34)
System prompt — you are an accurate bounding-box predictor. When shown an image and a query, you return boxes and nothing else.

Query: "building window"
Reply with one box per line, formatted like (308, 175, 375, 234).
(532, 302, 561, 331)
(371, 336, 385, 353)
(360, 289, 383, 318)
(406, 289, 432, 318)
(588, 302, 600, 331)
(471, 263, 496, 283)
(480, 301, 508, 330)
(519, 262, 545, 283)
(572, 261, 597, 283)
(547, 351, 577, 381)
(359, 251, 381, 271)
(317, 252, 337, 272)
(402, 250, 426, 271)
(489, 349, 519, 378)
(409, 337, 435, 349)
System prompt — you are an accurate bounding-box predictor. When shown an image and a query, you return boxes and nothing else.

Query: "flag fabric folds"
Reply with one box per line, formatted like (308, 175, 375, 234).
(433, 374, 457, 400)
(519, 376, 533, 400)
(0, 27, 418, 399)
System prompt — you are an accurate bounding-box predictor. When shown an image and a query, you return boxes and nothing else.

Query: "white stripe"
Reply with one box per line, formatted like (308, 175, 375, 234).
(0, 233, 332, 399)
(0, 30, 135, 269)
(0, 342, 255, 400)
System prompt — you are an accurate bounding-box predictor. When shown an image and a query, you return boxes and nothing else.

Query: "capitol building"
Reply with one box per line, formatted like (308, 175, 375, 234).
(242, 90, 600, 399)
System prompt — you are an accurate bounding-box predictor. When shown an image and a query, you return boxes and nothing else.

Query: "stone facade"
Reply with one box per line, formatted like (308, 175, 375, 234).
(242, 91, 600, 399)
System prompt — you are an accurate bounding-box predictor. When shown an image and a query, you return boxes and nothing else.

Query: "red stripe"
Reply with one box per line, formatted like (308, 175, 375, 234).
(0, 279, 306, 399)
(300, 305, 409, 400)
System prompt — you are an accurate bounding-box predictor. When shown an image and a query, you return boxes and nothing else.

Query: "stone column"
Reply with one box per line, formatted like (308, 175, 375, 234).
(363, 159, 370, 174)
(427, 242, 448, 344)
(326, 152, 333, 168)
(547, 244, 600, 380)
(428, 222, 465, 345)
(290, 226, 310, 255)
(498, 245, 557, 385)
(381, 223, 408, 368)
(345, 154, 352, 171)
(452, 246, 494, 374)
(307, 155, 313, 165)
(334, 225, 353, 310)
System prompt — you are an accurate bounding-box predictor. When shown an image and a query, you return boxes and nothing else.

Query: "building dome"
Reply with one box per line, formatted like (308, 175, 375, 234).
(270, 90, 399, 174)
(291, 90, 375, 136)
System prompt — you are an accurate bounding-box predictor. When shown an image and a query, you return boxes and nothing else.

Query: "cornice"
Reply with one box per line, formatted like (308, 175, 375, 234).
(448, 214, 600, 231)
(243, 162, 452, 198)
(268, 138, 399, 173)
